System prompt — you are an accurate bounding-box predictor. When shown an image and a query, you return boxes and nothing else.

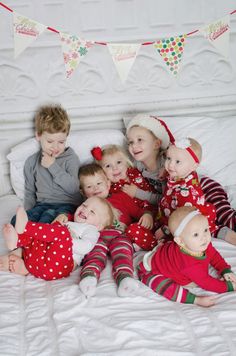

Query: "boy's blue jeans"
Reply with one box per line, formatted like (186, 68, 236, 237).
(10, 202, 76, 225)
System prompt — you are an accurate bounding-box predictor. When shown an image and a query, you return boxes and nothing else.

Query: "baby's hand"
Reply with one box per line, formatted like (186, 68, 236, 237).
(122, 184, 137, 198)
(223, 272, 236, 284)
(158, 168, 168, 181)
(154, 227, 165, 241)
(138, 213, 153, 229)
(52, 214, 68, 224)
(41, 151, 55, 168)
(195, 295, 217, 307)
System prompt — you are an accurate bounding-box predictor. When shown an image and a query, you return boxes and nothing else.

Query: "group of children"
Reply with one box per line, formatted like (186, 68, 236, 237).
(1, 105, 236, 306)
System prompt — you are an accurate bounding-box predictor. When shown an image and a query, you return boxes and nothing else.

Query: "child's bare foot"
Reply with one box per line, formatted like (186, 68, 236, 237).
(0, 255, 9, 271)
(2, 223, 18, 250)
(15, 206, 28, 234)
(194, 295, 217, 307)
(9, 254, 28, 276)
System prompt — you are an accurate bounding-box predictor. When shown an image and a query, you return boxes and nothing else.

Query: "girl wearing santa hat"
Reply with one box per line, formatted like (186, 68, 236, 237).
(126, 114, 236, 245)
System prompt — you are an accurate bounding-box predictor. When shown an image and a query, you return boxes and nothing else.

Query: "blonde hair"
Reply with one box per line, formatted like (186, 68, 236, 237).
(95, 197, 118, 229)
(35, 104, 70, 136)
(168, 206, 199, 236)
(95, 144, 133, 167)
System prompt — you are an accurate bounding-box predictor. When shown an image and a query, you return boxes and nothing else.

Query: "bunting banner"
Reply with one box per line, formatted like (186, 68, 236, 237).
(13, 12, 47, 58)
(153, 34, 187, 76)
(0, 2, 235, 80)
(200, 15, 230, 58)
(59, 32, 94, 78)
(107, 43, 141, 83)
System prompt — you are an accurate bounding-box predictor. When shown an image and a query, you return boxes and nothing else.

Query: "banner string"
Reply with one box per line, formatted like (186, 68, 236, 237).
(0, 1, 235, 45)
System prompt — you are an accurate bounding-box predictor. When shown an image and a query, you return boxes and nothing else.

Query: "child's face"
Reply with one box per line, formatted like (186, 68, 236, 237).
(36, 132, 67, 157)
(74, 197, 108, 230)
(165, 145, 197, 180)
(101, 151, 128, 183)
(127, 126, 160, 162)
(80, 172, 110, 199)
(175, 214, 211, 254)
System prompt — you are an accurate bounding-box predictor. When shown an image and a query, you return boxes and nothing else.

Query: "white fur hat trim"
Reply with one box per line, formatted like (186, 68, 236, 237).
(126, 114, 170, 150)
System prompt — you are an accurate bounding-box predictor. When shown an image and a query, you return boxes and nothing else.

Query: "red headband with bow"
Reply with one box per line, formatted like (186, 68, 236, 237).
(91, 146, 103, 160)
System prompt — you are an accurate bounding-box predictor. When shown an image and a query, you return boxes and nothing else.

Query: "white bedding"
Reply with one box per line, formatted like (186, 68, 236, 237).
(0, 122, 236, 356)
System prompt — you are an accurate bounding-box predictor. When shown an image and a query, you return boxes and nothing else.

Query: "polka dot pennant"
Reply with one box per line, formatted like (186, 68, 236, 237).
(153, 34, 187, 76)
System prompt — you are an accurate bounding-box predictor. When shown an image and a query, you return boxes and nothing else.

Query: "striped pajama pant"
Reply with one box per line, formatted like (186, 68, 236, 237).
(138, 262, 195, 304)
(200, 176, 236, 231)
(80, 230, 134, 285)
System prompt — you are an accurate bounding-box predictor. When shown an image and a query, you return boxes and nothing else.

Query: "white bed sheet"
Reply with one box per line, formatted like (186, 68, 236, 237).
(0, 195, 236, 356)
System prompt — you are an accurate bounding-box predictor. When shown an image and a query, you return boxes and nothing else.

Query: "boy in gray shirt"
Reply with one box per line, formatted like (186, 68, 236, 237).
(11, 104, 83, 224)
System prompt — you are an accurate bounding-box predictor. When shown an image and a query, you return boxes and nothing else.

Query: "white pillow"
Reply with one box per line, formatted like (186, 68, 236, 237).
(7, 129, 126, 200)
(124, 116, 236, 187)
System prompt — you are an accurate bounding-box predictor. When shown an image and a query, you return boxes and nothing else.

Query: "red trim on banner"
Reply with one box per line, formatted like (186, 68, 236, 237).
(0, 2, 13, 12)
(47, 26, 59, 34)
(0, 1, 235, 45)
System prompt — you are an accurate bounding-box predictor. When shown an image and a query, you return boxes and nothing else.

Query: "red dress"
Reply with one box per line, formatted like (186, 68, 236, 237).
(110, 167, 156, 210)
(109, 168, 158, 251)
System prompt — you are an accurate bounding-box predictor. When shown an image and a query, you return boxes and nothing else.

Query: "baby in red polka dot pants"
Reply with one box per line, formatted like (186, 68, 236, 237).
(2, 196, 115, 280)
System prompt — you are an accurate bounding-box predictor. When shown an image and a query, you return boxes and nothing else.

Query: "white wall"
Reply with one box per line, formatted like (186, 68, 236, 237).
(0, 0, 236, 195)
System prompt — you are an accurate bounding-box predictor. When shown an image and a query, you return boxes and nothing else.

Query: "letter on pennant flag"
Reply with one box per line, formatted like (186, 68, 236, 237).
(13, 12, 47, 58)
(153, 34, 187, 76)
(60, 32, 94, 78)
(200, 15, 230, 58)
(107, 43, 141, 83)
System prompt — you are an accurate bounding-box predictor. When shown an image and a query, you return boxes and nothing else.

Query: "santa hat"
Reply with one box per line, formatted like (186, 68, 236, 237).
(126, 114, 175, 150)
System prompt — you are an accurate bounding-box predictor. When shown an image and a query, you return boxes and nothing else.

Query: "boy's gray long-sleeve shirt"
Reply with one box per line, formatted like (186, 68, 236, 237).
(24, 147, 83, 210)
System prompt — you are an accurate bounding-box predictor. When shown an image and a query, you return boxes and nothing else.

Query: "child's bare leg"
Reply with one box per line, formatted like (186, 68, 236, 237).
(9, 254, 28, 276)
(2, 207, 28, 250)
(194, 295, 217, 307)
(15, 206, 28, 234)
(2, 224, 19, 250)
(0, 255, 9, 271)
(11, 247, 23, 258)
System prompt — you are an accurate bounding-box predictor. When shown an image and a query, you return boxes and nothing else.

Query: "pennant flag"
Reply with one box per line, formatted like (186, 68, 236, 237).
(200, 15, 230, 58)
(13, 12, 47, 58)
(107, 43, 141, 83)
(153, 34, 187, 76)
(59, 32, 94, 78)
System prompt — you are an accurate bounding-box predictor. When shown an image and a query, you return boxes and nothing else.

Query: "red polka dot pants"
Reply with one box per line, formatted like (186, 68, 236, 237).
(17, 221, 74, 280)
(126, 223, 158, 251)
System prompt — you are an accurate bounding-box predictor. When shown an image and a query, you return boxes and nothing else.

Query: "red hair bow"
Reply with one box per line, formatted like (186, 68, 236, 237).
(91, 146, 103, 160)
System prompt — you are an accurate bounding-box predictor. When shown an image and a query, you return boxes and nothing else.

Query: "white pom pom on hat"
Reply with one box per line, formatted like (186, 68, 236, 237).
(126, 114, 175, 150)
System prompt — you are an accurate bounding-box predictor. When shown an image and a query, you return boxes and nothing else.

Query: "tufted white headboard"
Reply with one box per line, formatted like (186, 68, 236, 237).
(0, 0, 236, 196)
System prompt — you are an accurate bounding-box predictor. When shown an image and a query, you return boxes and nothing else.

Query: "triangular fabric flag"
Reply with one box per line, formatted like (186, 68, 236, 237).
(59, 32, 94, 78)
(107, 43, 141, 83)
(200, 15, 230, 58)
(13, 12, 47, 58)
(153, 34, 187, 76)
